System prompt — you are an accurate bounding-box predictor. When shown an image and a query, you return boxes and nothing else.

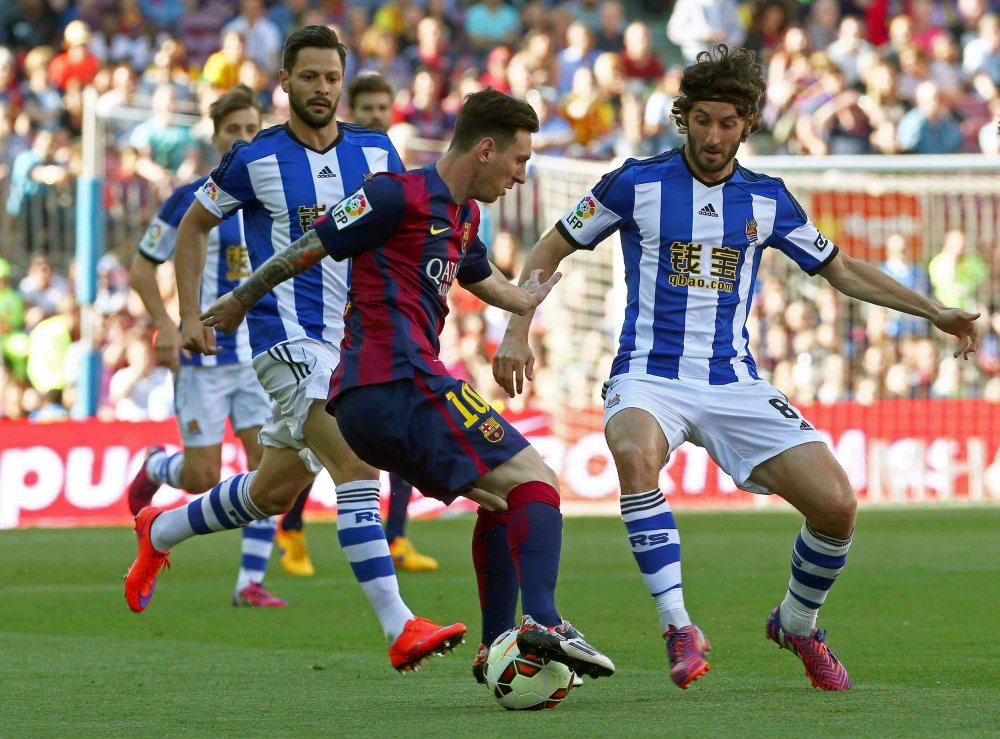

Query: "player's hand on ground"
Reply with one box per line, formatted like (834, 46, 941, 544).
(519, 269, 561, 312)
(200, 293, 247, 336)
(933, 308, 982, 359)
(153, 321, 182, 372)
(181, 317, 219, 356)
(493, 333, 535, 397)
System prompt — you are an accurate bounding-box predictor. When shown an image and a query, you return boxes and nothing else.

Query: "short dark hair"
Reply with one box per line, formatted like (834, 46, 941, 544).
(282, 25, 347, 74)
(671, 45, 766, 137)
(209, 84, 261, 135)
(449, 88, 539, 152)
(348, 73, 393, 110)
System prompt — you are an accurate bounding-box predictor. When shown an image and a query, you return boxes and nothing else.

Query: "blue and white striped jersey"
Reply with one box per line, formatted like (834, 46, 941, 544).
(556, 149, 839, 385)
(139, 176, 251, 367)
(195, 122, 405, 356)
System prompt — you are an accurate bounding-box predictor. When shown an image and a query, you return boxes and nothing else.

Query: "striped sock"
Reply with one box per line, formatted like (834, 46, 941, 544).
(150, 472, 263, 551)
(620, 489, 690, 631)
(146, 449, 184, 488)
(235, 516, 278, 593)
(336, 480, 414, 642)
(780, 521, 852, 636)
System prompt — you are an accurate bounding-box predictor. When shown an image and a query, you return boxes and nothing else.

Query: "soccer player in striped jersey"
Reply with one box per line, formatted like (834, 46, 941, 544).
(127, 84, 290, 608)
(200, 88, 617, 681)
(494, 45, 981, 691)
(124, 26, 465, 672)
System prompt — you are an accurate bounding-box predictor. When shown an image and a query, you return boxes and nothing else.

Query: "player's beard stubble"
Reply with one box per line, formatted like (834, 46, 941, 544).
(686, 132, 742, 177)
(290, 90, 341, 129)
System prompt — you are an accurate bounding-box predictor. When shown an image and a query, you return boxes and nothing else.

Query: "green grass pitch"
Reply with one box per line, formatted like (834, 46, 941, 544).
(2, 508, 999, 736)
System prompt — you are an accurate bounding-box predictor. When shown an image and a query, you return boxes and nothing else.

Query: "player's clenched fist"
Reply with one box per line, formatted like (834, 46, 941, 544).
(201, 293, 248, 336)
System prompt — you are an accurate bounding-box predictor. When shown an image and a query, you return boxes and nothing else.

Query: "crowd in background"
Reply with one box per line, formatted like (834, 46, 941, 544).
(0, 0, 998, 422)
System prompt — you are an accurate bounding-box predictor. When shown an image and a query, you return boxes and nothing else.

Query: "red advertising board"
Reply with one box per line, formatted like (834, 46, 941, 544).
(0, 400, 998, 529)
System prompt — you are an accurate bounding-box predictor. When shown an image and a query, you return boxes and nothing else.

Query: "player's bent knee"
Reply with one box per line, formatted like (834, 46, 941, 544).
(184, 467, 222, 494)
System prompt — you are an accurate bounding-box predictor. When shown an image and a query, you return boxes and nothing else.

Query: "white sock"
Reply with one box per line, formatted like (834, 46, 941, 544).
(336, 480, 414, 642)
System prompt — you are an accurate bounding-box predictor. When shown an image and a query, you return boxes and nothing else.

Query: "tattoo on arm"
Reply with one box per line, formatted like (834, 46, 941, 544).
(231, 230, 325, 308)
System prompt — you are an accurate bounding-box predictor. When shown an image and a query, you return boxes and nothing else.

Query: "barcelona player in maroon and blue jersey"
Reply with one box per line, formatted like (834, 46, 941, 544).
(202, 89, 617, 680)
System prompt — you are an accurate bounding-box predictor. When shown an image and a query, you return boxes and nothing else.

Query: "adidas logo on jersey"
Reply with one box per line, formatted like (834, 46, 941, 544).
(317, 166, 337, 179)
(698, 204, 719, 217)
(799, 420, 814, 431)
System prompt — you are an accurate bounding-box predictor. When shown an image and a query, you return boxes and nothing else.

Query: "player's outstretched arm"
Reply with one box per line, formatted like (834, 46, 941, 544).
(493, 227, 577, 397)
(201, 229, 326, 334)
(176, 200, 222, 354)
(462, 263, 562, 315)
(819, 251, 982, 359)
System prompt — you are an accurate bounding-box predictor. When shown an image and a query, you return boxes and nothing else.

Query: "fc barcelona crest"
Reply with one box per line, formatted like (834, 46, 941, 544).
(461, 222, 472, 253)
(479, 416, 505, 443)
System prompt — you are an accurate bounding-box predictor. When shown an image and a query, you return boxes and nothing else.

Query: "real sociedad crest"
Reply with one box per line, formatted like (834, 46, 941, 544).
(745, 218, 758, 244)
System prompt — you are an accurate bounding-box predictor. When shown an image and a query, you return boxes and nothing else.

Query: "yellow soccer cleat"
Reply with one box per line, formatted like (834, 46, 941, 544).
(389, 536, 439, 572)
(275, 528, 315, 576)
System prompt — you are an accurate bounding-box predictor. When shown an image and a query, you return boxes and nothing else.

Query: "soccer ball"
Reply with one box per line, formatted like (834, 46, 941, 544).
(484, 629, 574, 710)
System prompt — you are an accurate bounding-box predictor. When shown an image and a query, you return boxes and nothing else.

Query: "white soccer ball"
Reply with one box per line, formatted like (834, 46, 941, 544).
(484, 628, 575, 710)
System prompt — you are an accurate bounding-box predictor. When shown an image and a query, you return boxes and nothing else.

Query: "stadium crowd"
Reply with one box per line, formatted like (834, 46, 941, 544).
(0, 0, 998, 422)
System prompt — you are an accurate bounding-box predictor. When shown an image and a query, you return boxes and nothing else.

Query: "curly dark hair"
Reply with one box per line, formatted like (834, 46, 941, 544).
(671, 45, 766, 137)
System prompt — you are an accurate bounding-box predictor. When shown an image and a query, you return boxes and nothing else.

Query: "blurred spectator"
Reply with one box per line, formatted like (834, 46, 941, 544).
(557, 21, 600, 95)
(49, 21, 101, 90)
(357, 27, 413, 96)
(464, 0, 521, 56)
(562, 66, 615, 156)
(643, 68, 684, 153)
(202, 29, 245, 90)
(21, 46, 62, 132)
(26, 292, 78, 415)
(962, 13, 1000, 87)
(826, 15, 874, 88)
(0, 0, 59, 54)
(108, 332, 173, 421)
(0, 46, 19, 110)
(178, 0, 228, 67)
(909, 0, 950, 54)
(90, 11, 153, 70)
(405, 16, 457, 83)
(139, 0, 185, 35)
(745, 1, 788, 63)
(397, 69, 447, 140)
(928, 229, 988, 312)
(7, 129, 73, 254)
(18, 252, 71, 327)
(594, 0, 626, 52)
(620, 21, 663, 89)
(526, 87, 575, 156)
(129, 83, 197, 193)
(0, 257, 27, 376)
(795, 66, 874, 155)
(805, 0, 841, 51)
(666, 0, 746, 65)
(880, 233, 931, 337)
(896, 80, 964, 153)
(222, 0, 282, 74)
(858, 58, 907, 153)
(480, 46, 512, 94)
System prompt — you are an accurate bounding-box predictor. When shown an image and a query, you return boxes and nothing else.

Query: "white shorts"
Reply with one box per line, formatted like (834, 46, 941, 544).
(251, 338, 339, 473)
(174, 363, 269, 447)
(602, 374, 826, 495)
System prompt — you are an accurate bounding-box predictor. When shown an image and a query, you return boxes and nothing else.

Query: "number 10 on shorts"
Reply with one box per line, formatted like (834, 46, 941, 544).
(446, 383, 491, 427)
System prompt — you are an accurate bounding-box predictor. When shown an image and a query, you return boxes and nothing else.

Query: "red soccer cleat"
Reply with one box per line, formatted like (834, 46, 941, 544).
(126, 446, 164, 516)
(124, 507, 171, 613)
(765, 607, 852, 690)
(472, 642, 490, 684)
(232, 581, 288, 608)
(388, 617, 467, 672)
(665, 624, 711, 689)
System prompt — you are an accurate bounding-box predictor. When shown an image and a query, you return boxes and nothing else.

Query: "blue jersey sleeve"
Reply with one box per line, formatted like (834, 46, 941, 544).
(456, 235, 491, 284)
(554, 163, 636, 250)
(137, 181, 201, 263)
(314, 174, 406, 261)
(768, 181, 839, 275)
(196, 141, 256, 218)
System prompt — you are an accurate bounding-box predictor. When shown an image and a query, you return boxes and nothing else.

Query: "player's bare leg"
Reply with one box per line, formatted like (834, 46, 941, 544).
(606, 408, 709, 689)
(474, 447, 615, 679)
(302, 401, 466, 670)
(749, 441, 855, 690)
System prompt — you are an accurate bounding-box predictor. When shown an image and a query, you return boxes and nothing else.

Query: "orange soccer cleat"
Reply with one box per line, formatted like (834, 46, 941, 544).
(388, 617, 467, 672)
(124, 507, 171, 613)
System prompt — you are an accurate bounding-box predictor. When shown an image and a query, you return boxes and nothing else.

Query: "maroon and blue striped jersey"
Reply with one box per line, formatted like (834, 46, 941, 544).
(313, 164, 492, 396)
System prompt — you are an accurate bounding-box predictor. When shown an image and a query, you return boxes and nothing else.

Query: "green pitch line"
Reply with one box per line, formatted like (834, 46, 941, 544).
(1, 508, 998, 735)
